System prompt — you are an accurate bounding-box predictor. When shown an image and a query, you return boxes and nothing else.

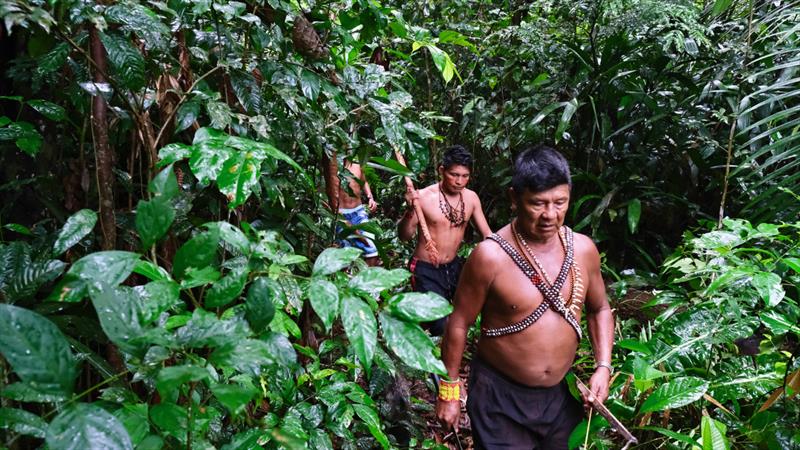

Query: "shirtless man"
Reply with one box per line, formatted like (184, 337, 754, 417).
(336, 159, 380, 266)
(436, 145, 615, 449)
(398, 145, 492, 336)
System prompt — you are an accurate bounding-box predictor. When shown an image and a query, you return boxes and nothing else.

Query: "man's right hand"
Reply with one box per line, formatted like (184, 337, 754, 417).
(404, 187, 419, 208)
(436, 399, 461, 431)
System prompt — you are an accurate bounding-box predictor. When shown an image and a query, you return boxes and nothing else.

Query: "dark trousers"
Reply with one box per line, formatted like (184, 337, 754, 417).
(409, 257, 464, 336)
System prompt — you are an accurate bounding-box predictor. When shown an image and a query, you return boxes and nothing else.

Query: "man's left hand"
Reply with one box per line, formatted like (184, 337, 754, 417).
(367, 197, 378, 212)
(582, 368, 611, 410)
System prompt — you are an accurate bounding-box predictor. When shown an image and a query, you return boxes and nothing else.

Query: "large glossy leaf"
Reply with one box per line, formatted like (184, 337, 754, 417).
(113, 403, 149, 446)
(1, 382, 68, 403)
(207, 221, 251, 255)
(157, 143, 192, 167)
(341, 295, 377, 371)
(148, 164, 179, 199)
(205, 267, 248, 308)
(1, 242, 66, 301)
(104, 2, 169, 51)
(378, 312, 446, 375)
(67, 251, 140, 286)
(172, 229, 219, 279)
(308, 278, 339, 332)
(175, 308, 250, 348)
(136, 197, 175, 248)
(89, 285, 147, 357)
(751, 272, 785, 307)
(134, 280, 180, 324)
(53, 209, 97, 256)
(627, 198, 641, 235)
(701, 415, 730, 450)
(27, 99, 66, 121)
(217, 150, 263, 208)
(229, 69, 262, 114)
(760, 311, 800, 335)
(640, 377, 708, 413)
(245, 277, 277, 333)
(149, 403, 187, 435)
(46, 403, 133, 450)
(0, 407, 48, 438)
(188, 134, 236, 185)
(211, 383, 258, 415)
(99, 31, 146, 91)
(386, 292, 451, 322)
(349, 267, 409, 294)
(353, 404, 390, 449)
(210, 333, 296, 375)
(0, 304, 76, 396)
(312, 247, 362, 276)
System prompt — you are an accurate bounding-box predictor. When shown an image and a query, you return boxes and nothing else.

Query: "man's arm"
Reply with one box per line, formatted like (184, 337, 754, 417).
(359, 166, 378, 212)
(580, 235, 615, 406)
(468, 192, 492, 239)
(397, 187, 420, 241)
(436, 242, 495, 430)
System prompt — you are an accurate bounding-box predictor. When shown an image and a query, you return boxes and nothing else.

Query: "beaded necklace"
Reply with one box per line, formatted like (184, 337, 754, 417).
(511, 221, 585, 316)
(438, 183, 466, 226)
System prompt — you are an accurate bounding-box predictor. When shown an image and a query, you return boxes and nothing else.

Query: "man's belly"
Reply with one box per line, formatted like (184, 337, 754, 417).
(476, 311, 579, 387)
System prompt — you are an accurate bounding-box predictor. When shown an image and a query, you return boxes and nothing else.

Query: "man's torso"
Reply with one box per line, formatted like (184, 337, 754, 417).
(412, 184, 478, 263)
(338, 163, 364, 210)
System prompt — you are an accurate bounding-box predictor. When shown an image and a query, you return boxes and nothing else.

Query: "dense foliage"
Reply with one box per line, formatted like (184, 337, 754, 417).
(1, 0, 798, 449)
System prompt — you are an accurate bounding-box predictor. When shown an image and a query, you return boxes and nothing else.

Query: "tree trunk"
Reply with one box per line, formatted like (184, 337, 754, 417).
(321, 149, 339, 213)
(89, 26, 116, 251)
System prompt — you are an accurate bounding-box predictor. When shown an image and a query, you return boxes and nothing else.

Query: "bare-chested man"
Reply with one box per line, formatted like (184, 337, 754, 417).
(336, 159, 380, 266)
(398, 145, 492, 336)
(436, 145, 615, 449)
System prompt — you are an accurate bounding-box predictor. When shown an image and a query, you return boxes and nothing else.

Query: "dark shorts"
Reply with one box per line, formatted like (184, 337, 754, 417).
(467, 357, 583, 450)
(409, 257, 464, 336)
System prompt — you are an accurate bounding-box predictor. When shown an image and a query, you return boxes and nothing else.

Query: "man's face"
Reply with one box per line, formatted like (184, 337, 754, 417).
(511, 184, 570, 242)
(439, 164, 471, 194)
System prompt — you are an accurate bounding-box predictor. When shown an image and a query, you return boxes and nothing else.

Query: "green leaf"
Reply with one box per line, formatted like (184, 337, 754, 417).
(175, 309, 250, 348)
(782, 257, 800, 274)
(387, 292, 452, 322)
(47, 403, 133, 450)
(67, 251, 140, 286)
(217, 151, 263, 208)
(104, 3, 170, 51)
(156, 365, 210, 403)
(0, 407, 48, 438)
(3, 223, 32, 235)
(207, 221, 250, 254)
(175, 100, 200, 133)
(136, 197, 175, 248)
(641, 426, 697, 447)
(341, 295, 377, 371)
(437, 30, 475, 51)
(1, 382, 68, 403)
(0, 304, 77, 396)
(211, 383, 258, 415)
(711, 0, 734, 16)
(245, 277, 277, 333)
(640, 377, 708, 413)
(113, 404, 149, 446)
(89, 285, 147, 357)
(172, 229, 219, 279)
(133, 260, 172, 281)
(555, 98, 579, 143)
(701, 415, 730, 450)
(627, 198, 642, 235)
(229, 69, 262, 114)
(205, 267, 248, 308)
(53, 209, 97, 256)
(313, 247, 362, 276)
(149, 403, 186, 435)
(157, 143, 193, 167)
(210, 334, 296, 375)
(761, 311, 800, 335)
(353, 404, 390, 449)
(1, 242, 66, 301)
(135, 280, 180, 324)
(349, 267, 409, 294)
(309, 278, 339, 332)
(27, 99, 65, 121)
(148, 164, 179, 199)
(180, 266, 221, 289)
(300, 70, 321, 101)
(207, 101, 232, 129)
(751, 272, 785, 307)
(99, 31, 146, 91)
(378, 312, 446, 375)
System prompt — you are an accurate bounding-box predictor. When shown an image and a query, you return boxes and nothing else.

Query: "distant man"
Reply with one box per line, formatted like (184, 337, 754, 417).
(337, 158, 380, 266)
(435, 145, 615, 449)
(398, 145, 492, 336)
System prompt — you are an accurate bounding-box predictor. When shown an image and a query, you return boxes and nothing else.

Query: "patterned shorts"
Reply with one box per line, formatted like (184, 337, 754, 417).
(337, 205, 378, 258)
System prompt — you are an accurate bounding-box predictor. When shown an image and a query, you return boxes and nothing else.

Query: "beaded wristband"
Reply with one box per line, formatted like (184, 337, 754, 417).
(438, 379, 460, 402)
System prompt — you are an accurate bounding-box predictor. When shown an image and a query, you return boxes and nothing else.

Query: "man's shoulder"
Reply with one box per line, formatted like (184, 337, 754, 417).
(468, 238, 506, 265)
(568, 228, 600, 256)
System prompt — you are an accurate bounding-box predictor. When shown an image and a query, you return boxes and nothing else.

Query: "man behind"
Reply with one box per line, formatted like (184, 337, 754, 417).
(436, 145, 615, 449)
(398, 145, 492, 336)
(337, 158, 380, 266)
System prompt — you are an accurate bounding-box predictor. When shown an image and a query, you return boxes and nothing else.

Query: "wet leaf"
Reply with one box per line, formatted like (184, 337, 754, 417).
(27, 99, 66, 121)
(0, 304, 76, 396)
(353, 404, 389, 449)
(172, 229, 219, 279)
(205, 266, 248, 308)
(379, 312, 445, 375)
(312, 247, 362, 276)
(148, 164, 179, 199)
(309, 278, 339, 332)
(640, 377, 708, 413)
(67, 251, 140, 286)
(0, 407, 48, 438)
(136, 197, 175, 248)
(53, 209, 97, 256)
(211, 383, 258, 415)
(46, 403, 133, 450)
(751, 272, 784, 307)
(349, 267, 409, 294)
(341, 295, 377, 372)
(156, 365, 210, 403)
(245, 277, 277, 333)
(701, 415, 730, 450)
(386, 292, 451, 322)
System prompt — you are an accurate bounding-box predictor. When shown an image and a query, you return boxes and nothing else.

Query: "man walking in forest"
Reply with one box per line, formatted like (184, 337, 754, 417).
(398, 145, 492, 336)
(435, 145, 615, 449)
(336, 158, 381, 266)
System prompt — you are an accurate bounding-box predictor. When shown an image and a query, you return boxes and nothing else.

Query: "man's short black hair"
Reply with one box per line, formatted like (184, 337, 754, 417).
(441, 145, 473, 170)
(511, 145, 571, 195)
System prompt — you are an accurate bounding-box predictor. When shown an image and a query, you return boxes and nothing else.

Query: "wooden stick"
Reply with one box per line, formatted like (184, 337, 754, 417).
(394, 149, 440, 266)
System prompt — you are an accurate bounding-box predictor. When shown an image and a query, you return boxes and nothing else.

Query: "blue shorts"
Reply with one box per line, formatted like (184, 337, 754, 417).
(337, 205, 378, 258)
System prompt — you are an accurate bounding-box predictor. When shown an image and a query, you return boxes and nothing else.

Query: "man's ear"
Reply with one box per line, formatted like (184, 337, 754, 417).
(509, 187, 518, 211)
(437, 165, 444, 178)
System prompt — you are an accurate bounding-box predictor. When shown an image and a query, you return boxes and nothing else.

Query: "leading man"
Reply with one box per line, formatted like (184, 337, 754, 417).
(436, 145, 615, 449)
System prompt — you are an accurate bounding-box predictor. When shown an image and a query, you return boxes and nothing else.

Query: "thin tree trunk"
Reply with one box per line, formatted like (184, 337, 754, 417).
(89, 26, 116, 251)
(321, 149, 340, 213)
